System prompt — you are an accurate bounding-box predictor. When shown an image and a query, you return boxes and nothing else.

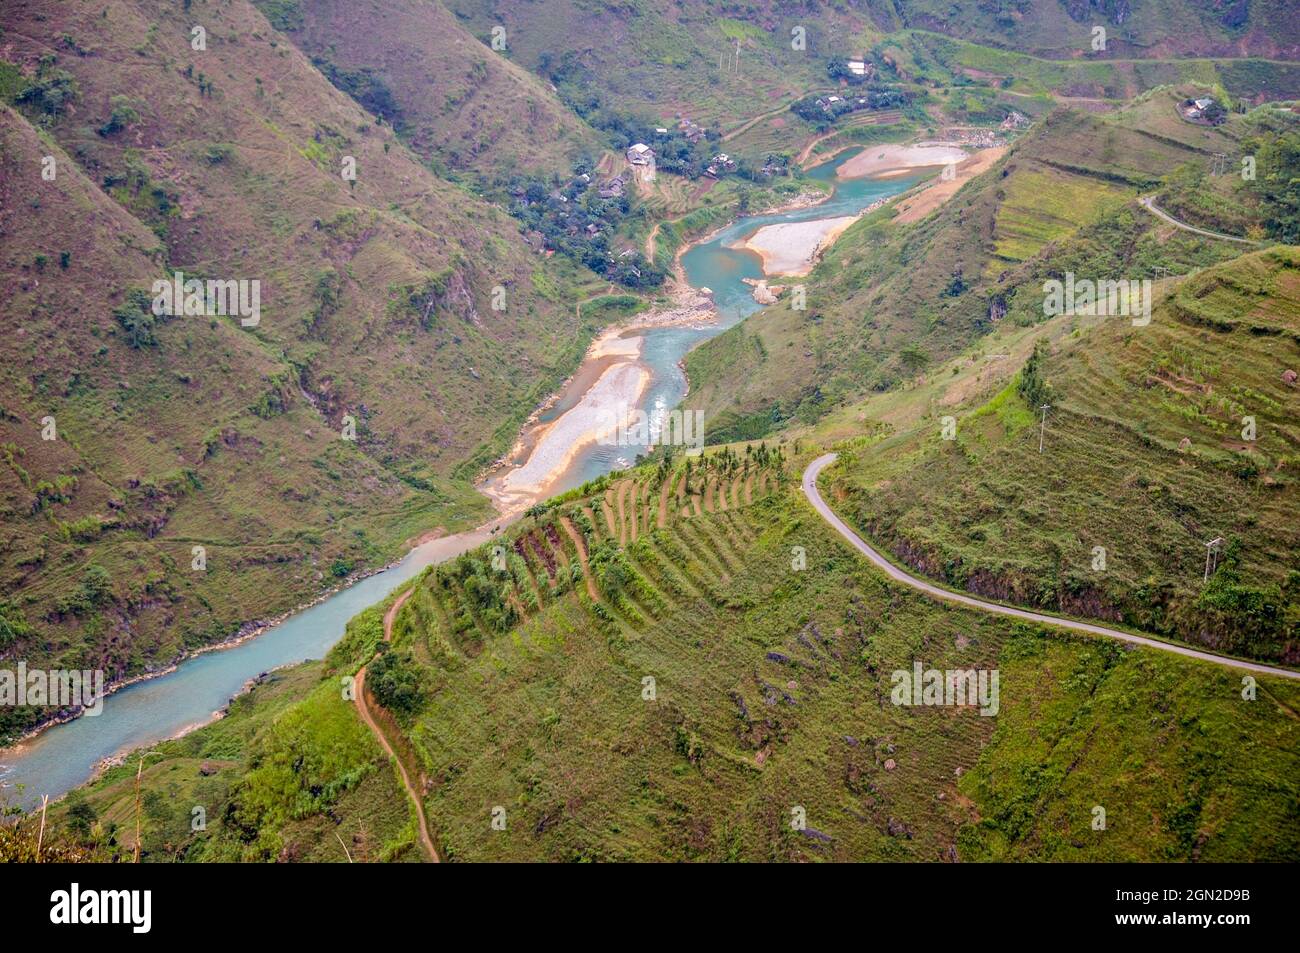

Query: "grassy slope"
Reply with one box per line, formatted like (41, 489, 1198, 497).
(49, 654, 421, 862)
(685, 102, 1250, 439)
(0, 0, 608, 736)
(58, 452, 1300, 860)
(443, 0, 876, 133)
(272, 0, 603, 179)
(826, 247, 1300, 664)
(883, 30, 1300, 104)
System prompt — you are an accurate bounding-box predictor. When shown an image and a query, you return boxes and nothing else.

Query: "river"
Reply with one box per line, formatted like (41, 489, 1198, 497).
(0, 147, 921, 808)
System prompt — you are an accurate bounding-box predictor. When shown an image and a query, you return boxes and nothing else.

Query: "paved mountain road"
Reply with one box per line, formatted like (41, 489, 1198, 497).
(1138, 195, 1260, 245)
(803, 453, 1300, 681)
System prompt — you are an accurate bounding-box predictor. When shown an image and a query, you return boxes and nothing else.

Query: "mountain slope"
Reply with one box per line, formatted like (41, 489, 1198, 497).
(871, 1, 1300, 60)
(824, 247, 1300, 664)
(263, 0, 602, 178)
(54, 449, 1300, 861)
(684, 101, 1281, 440)
(0, 0, 608, 739)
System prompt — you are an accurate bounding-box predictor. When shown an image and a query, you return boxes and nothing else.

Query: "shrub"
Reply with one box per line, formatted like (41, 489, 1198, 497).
(15, 56, 78, 117)
(97, 95, 139, 136)
(113, 288, 158, 348)
(367, 648, 424, 715)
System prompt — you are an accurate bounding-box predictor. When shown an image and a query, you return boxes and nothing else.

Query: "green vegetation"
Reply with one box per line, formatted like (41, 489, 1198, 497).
(54, 448, 1299, 861)
(12, 54, 78, 120)
(0, 0, 617, 741)
(40, 655, 419, 862)
(827, 248, 1300, 663)
(686, 97, 1264, 434)
(9, 0, 1300, 864)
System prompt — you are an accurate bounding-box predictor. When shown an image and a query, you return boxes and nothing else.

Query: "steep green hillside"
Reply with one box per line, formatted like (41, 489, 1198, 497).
(685, 104, 1257, 440)
(261, 0, 602, 178)
(53, 449, 1300, 861)
(0, 0, 609, 740)
(823, 247, 1300, 664)
(445, 0, 873, 133)
(40, 660, 421, 862)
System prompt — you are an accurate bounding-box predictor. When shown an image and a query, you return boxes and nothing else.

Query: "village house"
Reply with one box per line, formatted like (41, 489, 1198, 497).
(1000, 110, 1030, 130)
(1182, 96, 1221, 122)
(677, 116, 706, 143)
(597, 174, 627, 199)
(846, 59, 873, 78)
(627, 143, 655, 165)
(705, 152, 738, 177)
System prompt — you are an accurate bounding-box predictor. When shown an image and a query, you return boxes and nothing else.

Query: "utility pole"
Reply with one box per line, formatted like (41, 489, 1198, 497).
(1204, 536, 1224, 582)
(735, 38, 740, 74)
(1038, 404, 1050, 453)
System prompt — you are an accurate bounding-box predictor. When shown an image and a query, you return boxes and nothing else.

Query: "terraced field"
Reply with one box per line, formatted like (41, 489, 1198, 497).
(398, 453, 786, 656)
(987, 167, 1130, 275)
(374, 441, 1300, 862)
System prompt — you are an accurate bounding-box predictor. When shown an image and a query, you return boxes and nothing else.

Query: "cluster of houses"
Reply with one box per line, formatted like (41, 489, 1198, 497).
(810, 93, 882, 117)
(704, 152, 737, 178)
(943, 128, 1003, 148)
(626, 141, 738, 180)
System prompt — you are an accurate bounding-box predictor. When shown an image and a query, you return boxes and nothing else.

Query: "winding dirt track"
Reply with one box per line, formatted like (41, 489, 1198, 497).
(354, 587, 440, 861)
(803, 453, 1300, 682)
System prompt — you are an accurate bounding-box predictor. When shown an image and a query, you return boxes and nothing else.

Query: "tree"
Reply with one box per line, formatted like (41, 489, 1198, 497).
(0, 601, 33, 648)
(368, 649, 425, 716)
(1018, 339, 1054, 406)
(113, 288, 158, 349)
(65, 797, 98, 839)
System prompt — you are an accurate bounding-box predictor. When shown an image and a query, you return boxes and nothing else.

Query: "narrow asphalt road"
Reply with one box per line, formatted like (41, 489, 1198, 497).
(355, 587, 441, 861)
(803, 453, 1300, 681)
(1138, 195, 1260, 245)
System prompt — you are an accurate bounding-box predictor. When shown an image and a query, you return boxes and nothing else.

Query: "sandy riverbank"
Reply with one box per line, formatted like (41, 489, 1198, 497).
(479, 281, 717, 513)
(891, 146, 1007, 224)
(486, 359, 651, 511)
(836, 142, 969, 179)
(738, 142, 1000, 278)
(736, 216, 859, 277)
